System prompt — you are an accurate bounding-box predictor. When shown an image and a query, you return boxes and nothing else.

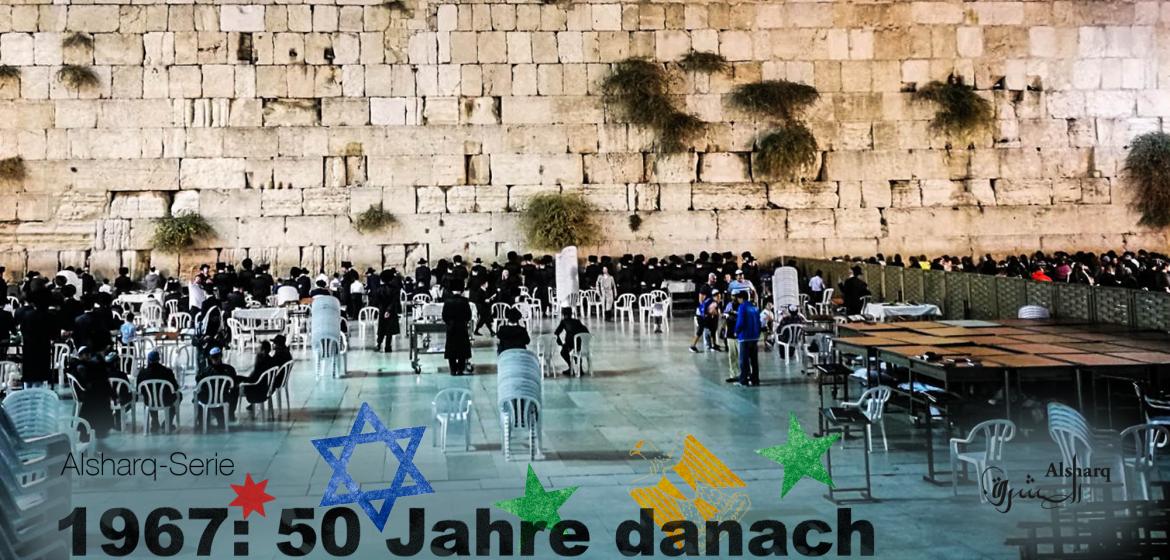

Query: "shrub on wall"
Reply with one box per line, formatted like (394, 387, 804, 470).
(521, 192, 599, 251)
(602, 58, 705, 152)
(678, 51, 729, 74)
(628, 214, 642, 232)
(730, 80, 820, 122)
(353, 204, 397, 232)
(62, 32, 94, 50)
(0, 65, 19, 80)
(57, 65, 100, 89)
(0, 156, 26, 182)
(152, 212, 215, 253)
(731, 80, 822, 181)
(1125, 131, 1170, 228)
(914, 75, 994, 139)
(755, 123, 819, 179)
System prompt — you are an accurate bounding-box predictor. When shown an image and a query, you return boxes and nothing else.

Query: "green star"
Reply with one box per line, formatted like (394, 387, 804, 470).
(756, 413, 840, 498)
(493, 465, 579, 530)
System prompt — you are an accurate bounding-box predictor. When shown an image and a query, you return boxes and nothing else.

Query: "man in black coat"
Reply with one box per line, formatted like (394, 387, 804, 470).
(369, 270, 401, 352)
(137, 350, 182, 430)
(469, 278, 495, 336)
(554, 309, 589, 376)
(415, 259, 432, 294)
(441, 288, 472, 376)
(113, 267, 135, 295)
(496, 307, 530, 354)
(840, 266, 871, 315)
(196, 347, 239, 429)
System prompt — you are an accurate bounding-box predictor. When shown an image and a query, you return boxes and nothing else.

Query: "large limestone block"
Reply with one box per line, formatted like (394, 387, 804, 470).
(583, 153, 644, 184)
(261, 189, 303, 216)
(21, 159, 179, 193)
(199, 189, 261, 218)
(475, 186, 508, 212)
(563, 184, 628, 211)
(635, 210, 717, 242)
(786, 209, 835, 239)
(110, 191, 170, 219)
(303, 188, 349, 215)
(367, 155, 464, 186)
(647, 153, 697, 183)
(237, 217, 285, 247)
(417, 186, 447, 213)
(500, 96, 603, 124)
(262, 99, 321, 126)
(993, 179, 1053, 206)
(180, 158, 246, 190)
(221, 6, 265, 32)
(767, 182, 839, 209)
(506, 184, 559, 211)
(437, 213, 493, 243)
(490, 153, 541, 185)
(659, 183, 691, 211)
(834, 208, 882, 238)
(67, 6, 120, 32)
(715, 209, 788, 242)
(699, 152, 750, 183)
(16, 221, 95, 251)
(271, 158, 323, 189)
(0, 101, 54, 130)
(691, 183, 767, 210)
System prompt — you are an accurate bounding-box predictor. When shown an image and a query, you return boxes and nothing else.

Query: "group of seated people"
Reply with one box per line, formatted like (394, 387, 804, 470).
(832, 249, 1170, 291)
(65, 334, 296, 441)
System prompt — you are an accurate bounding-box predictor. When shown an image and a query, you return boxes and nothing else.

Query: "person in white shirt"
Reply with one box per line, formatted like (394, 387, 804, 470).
(808, 270, 826, 304)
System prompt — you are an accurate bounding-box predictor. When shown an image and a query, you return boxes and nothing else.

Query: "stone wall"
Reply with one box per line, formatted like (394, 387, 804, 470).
(0, 0, 1168, 278)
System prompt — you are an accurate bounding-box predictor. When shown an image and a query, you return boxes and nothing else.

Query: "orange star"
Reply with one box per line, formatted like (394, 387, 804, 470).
(229, 473, 275, 519)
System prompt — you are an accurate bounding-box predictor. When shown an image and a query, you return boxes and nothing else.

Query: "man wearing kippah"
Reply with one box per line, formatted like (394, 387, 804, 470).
(138, 350, 182, 432)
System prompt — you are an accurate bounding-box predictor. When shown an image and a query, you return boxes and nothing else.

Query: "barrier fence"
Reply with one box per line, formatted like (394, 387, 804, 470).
(787, 258, 1170, 331)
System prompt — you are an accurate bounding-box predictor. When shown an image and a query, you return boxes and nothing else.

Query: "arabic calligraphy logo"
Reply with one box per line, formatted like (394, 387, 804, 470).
(981, 457, 1109, 513)
(628, 434, 750, 550)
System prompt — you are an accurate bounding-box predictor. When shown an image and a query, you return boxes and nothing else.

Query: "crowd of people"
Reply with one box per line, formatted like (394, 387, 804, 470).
(833, 249, 1170, 291)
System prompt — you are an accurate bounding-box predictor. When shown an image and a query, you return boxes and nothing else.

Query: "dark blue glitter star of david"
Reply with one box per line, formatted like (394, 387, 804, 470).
(311, 402, 433, 531)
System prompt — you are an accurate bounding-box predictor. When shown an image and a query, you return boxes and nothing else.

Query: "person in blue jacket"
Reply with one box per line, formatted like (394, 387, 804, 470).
(732, 291, 761, 387)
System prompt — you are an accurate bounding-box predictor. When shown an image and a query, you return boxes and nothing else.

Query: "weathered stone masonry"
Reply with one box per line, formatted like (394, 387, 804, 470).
(0, 0, 1168, 278)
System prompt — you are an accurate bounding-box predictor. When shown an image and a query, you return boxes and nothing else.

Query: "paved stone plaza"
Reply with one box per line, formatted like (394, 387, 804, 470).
(65, 315, 1067, 559)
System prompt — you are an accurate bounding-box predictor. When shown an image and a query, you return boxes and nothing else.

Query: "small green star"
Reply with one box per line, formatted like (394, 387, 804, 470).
(756, 413, 840, 498)
(493, 465, 578, 530)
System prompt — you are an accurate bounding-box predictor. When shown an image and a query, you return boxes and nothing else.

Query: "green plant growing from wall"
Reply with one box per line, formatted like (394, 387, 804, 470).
(602, 58, 705, 152)
(520, 192, 600, 251)
(730, 80, 820, 122)
(0, 156, 26, 182)
(755, 123, 819, 179)
(0, 65, 19, 80)
(730, 80, 822, 180)
(152, 212, 215, 253)
(678, 51, 729, 74)
(1124, 131, 1170, 228)
(628, 214, 643, 232)
(62, 32, 94, 50)
(914, 75, 994, 139)
(353, 204, 397, 232)
(57, 65, 100, 89)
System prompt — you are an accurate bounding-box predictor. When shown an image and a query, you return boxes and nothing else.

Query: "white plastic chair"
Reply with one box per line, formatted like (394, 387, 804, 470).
(432, 388, 473, 453)
(491, 302, 512, 333)
(637, 293, 655, 323)
(164, 299, 179, 316)
(65, 374, 84, 417)
(63, 415, 93, 455)
(138, 379, 180, 435)
(6, 295, 18, 308)
(814, 288, 835, 316)
(500, 397, 542, 461)
(357, 307, 379, 342)
(1047, 403, 1095, 483)
(238, 367, 280, 421)
(1118, 423, 1169, 500)
(840, 386, 891, 452)
(777, 324, 805, 363)
(52, 343, 71, 389)
(166, 312, 192, 331)
(950, 419, 1016, 502)
(535, 334, 558, 377)
(570, 333, 593, 377)
(315, 338, 345, 378)
(2, 387, 60, 440)
(194, 375, 235, 433)
(140, 303, 164, 329)
(614, 293, 636, 322)
(167, 344, 199, 389)
(1018, 305, 1050, 319)
(109, 378, 135, 432)
(580, 289, 602, 319)
(226, 317, 256, 351)
(0, 362, 20, 390)
(412, 294, 432, 306)
(272, 361, 293, 411)
(650, 289, 672, 317)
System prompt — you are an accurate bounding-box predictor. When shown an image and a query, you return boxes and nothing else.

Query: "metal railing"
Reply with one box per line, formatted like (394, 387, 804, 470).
(787, 258, 1170, 330)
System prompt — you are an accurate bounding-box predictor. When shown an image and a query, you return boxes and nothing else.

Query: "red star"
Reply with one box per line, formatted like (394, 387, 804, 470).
(229, 473, 275, 519)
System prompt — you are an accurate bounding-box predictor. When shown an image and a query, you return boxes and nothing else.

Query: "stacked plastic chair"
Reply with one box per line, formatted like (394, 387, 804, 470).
(772, 267, 800, 310)
(0, 406, 73, 560)
(496, 349, 543, 461)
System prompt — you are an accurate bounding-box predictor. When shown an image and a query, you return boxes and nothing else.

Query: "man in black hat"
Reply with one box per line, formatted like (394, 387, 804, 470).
(441, 288, 473, 375)
(450, 256, 468, 292)
(414, 258, 431, 294)
(471, 257, 487, 281)
(369, 270, 401, 352)
(840, 266, 870, 315)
